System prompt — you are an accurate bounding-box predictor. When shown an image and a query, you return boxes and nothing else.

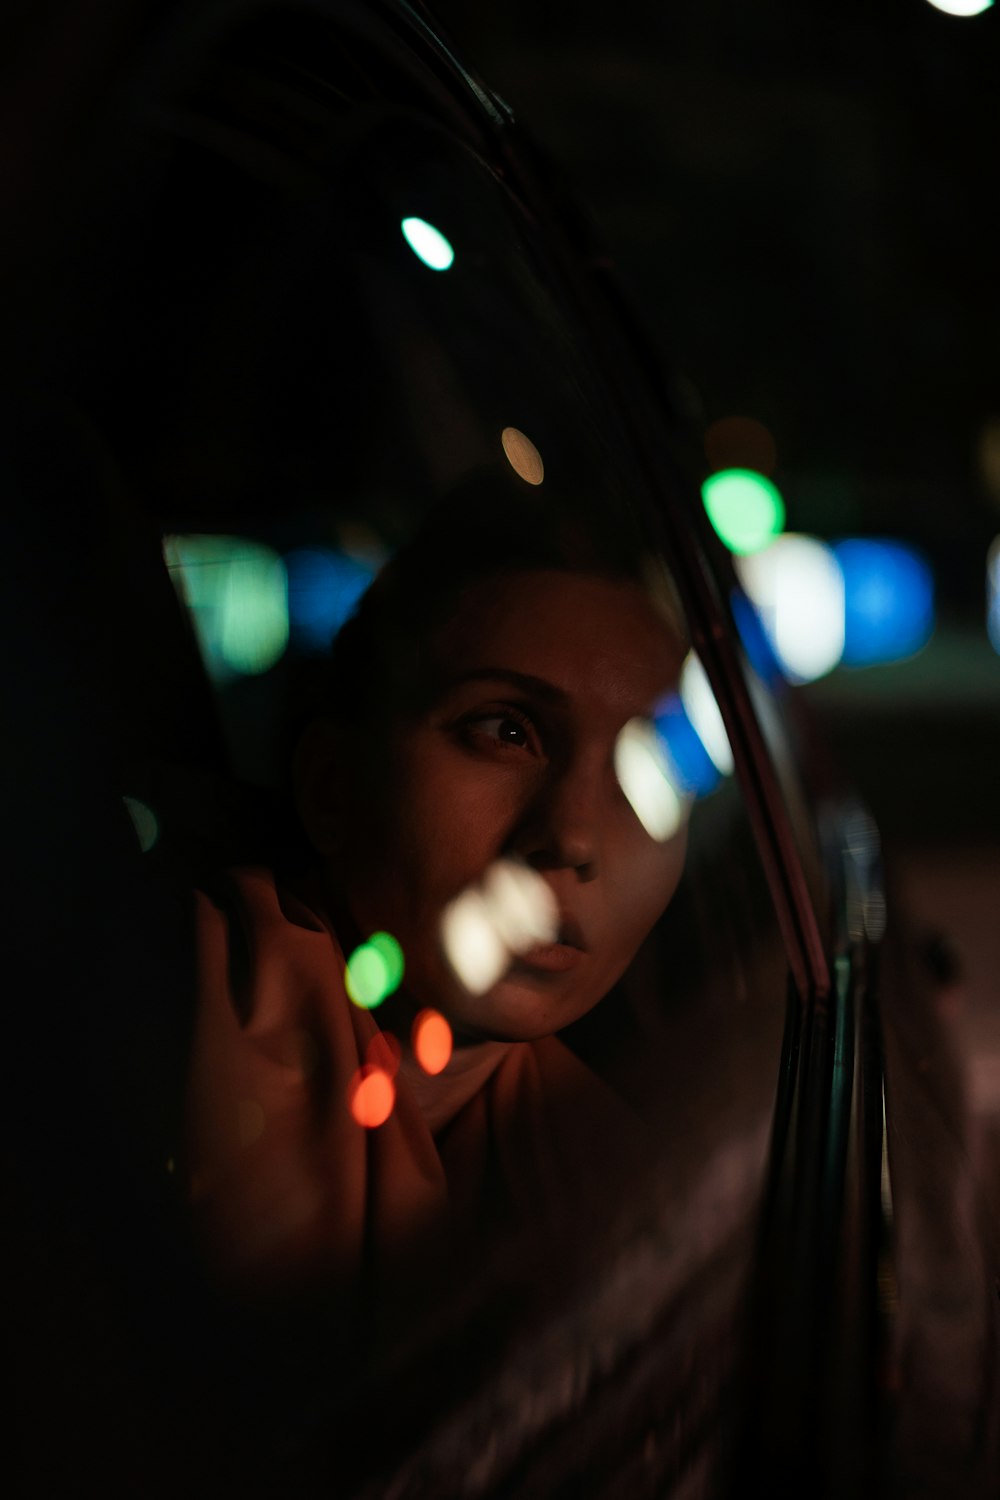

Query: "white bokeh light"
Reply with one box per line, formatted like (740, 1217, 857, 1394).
(924, 0, 992, 16)
(441, 859, 560, 995)
(440, 889, 508, 995)
(679, 653, 734, 775)
(400, 216, 455, 270)
(737, 534, 845, 684)
(613, 719, 686, 842)
(483, 859, 558, 953)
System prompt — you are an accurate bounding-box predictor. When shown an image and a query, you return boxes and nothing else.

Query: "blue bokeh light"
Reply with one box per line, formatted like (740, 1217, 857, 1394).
(285, 548, 376, 652)
(834, 539, 934, 666)
(730, 587, 786, 687)
(654, 695, 721, 798)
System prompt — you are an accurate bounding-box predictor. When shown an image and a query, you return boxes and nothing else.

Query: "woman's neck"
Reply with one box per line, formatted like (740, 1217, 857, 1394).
(398, 1038, 512, 1134)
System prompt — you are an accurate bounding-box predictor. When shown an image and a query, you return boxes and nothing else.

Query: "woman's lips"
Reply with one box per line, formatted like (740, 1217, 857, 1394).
(509, 938, 584, 974)
(509, 918, 587, 978)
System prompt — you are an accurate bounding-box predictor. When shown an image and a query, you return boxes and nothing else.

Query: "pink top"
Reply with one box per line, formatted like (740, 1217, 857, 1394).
(185, 867, 643, 1298)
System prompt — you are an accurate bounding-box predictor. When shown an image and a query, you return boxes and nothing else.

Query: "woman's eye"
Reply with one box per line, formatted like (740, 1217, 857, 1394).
(462, 712, 538, 753)
(488, 716, 528, 746)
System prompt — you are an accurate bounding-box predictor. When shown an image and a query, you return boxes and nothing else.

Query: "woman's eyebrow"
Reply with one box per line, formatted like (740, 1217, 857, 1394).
(447, 668, 568, 705)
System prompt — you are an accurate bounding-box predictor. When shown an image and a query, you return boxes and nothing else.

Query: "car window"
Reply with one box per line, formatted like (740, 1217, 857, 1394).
(7, 9, 803, 1493)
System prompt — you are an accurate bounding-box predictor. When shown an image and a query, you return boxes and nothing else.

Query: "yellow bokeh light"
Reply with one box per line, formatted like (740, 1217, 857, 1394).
(501, 426, 545, 486)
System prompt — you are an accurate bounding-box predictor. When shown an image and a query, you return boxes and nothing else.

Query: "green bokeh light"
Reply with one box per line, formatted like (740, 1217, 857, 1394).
(701, 469, 786, 556)
(345, 932, 405, 1009)
(367, 932, 405, 993)
(401, 216, 455, 271)
(163, 534, 289, 682)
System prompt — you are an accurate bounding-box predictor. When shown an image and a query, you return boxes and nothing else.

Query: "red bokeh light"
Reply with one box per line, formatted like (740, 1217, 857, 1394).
(348, 1065, 396, 1128)
(412, 1009, 453, 1076)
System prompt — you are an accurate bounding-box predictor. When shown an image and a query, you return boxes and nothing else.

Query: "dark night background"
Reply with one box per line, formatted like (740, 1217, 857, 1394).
(429, 0, 1000, 791)
(431, 0, 999, 558)
(429, 0, 1000, 1217)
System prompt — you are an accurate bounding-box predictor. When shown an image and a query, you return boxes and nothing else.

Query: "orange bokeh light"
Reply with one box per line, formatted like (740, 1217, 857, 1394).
(348, 1065, 396, 1128)
(366, 1030, 402, 1078)
(412, 1009, 453, 1076)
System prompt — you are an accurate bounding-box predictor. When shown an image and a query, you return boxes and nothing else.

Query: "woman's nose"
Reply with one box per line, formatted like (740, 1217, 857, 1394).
(514, 768, 600, 882)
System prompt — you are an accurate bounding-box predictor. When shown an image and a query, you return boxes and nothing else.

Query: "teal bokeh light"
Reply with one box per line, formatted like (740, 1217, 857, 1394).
(163, 534, 288, 682)
(123, 795, 159, 853)
(401, 216, 455, 271)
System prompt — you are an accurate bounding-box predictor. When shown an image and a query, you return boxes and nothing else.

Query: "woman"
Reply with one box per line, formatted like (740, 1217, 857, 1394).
(185, 488, 690, 1307)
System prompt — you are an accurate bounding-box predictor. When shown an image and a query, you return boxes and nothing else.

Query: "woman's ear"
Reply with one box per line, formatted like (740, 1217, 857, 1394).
(292, 717, 347, 857)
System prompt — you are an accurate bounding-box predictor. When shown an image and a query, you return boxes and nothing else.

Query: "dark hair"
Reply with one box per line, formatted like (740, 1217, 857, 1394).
(323, 465, 682, 727)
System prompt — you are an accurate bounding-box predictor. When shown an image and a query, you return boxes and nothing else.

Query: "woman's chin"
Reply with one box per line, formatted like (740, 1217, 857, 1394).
(445, 961, 598, 1045)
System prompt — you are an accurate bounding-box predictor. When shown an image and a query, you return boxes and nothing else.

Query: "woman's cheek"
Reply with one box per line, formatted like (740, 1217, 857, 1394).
(618, 825, 687, 931)
(395, 752, 529, 893)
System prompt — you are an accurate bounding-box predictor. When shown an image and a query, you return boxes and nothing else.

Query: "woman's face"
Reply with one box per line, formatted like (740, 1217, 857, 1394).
(331, 569, 689, 1043)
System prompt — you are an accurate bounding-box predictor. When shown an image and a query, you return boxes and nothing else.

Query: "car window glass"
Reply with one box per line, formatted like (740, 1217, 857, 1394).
(28, 15, 796, 1491)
